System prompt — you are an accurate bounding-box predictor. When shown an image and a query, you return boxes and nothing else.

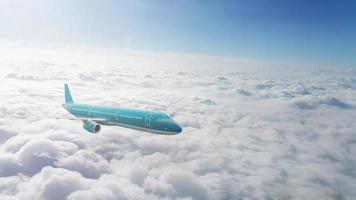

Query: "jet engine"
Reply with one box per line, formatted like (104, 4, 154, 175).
(82, 120, 101, 133)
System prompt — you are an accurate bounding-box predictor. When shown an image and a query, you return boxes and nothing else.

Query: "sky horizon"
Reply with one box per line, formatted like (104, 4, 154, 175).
(1, 1, 356, 199)
(0, 0, 356, 68)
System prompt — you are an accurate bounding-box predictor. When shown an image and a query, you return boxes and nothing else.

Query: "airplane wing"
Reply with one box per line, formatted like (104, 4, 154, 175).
(55, 117, 107, 123)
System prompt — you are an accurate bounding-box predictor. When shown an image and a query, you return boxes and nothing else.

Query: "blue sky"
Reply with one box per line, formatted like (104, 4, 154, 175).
(0, 0, 356, 67)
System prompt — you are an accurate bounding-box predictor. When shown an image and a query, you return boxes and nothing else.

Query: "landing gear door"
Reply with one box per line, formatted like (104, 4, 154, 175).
(145, 113, 153, 126)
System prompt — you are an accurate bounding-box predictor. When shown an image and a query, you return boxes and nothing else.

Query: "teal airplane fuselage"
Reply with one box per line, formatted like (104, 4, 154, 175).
(62, 84, 182, 135)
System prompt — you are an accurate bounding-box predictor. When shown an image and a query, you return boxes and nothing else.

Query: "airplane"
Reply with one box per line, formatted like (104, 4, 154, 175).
(59, 84, 182, 135)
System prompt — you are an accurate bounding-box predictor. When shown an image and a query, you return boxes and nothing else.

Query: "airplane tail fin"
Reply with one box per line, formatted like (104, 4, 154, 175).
(64, 84, 74, 104)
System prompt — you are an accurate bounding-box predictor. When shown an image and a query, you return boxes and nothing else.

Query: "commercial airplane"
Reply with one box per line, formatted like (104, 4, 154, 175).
(59, 84, 182, 135)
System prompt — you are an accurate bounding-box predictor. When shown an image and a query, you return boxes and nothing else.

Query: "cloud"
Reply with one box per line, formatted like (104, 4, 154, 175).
(55, 149, 110, 179)
(0, 155, 21, 177)
(67, 187, 126, 200)
(0, 49, 355, 200)
(294, 96, 352, 109)
(16, 167, 91, 200)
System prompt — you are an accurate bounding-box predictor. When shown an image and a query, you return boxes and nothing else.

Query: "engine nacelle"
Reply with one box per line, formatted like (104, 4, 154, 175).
(82, 120, 101, 133)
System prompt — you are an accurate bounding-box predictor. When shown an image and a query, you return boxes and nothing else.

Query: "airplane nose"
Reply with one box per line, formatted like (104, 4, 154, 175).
(175, 123, 182, 133)
(165, 121, 182, 134)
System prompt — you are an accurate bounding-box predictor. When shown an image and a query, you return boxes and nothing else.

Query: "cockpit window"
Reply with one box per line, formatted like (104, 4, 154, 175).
(161, 114, 171, 119)
(157, 118, 172, 123)
(156, 113, 173, 123)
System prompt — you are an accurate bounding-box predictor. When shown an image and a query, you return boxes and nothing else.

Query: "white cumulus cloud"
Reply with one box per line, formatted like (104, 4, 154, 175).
(0, 45, 355, 199)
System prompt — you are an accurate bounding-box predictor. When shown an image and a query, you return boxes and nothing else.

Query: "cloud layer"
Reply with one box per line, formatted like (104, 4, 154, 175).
(0, 59, 355, 200)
